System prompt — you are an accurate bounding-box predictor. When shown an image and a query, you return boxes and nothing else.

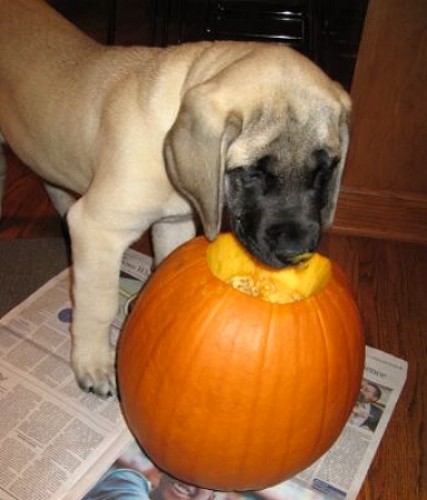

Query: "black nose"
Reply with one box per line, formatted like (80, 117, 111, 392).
(266, 221, 320, 266)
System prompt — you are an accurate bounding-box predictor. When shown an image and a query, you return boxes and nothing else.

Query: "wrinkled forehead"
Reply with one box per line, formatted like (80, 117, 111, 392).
(226, 100, 341, 169)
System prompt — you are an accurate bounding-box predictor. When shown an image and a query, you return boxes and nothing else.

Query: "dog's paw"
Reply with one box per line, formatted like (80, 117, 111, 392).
(71, 346, 117, 398)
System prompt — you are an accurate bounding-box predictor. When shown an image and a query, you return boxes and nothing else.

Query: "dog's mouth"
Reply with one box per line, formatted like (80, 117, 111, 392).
(227, 218, 317, 269)
(288, 252, 314, 265)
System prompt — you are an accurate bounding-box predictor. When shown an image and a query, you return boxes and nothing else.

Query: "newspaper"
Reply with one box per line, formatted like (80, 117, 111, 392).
(0, 249, 152, 500)
(0, 249, 407, 500)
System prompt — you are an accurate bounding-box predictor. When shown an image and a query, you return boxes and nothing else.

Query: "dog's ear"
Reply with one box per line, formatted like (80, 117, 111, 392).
(164, 84, 242, 240)
(320, 91, 352, 228)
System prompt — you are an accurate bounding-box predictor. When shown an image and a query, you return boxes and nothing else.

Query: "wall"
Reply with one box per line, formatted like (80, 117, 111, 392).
(333, 0, 427, 243)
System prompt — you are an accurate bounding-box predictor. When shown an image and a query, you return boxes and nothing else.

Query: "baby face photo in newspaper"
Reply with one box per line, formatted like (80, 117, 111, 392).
(82, 441, 324, 500)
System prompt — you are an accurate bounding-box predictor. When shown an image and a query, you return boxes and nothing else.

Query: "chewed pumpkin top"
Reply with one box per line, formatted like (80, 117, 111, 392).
(206, 233, 331, 304)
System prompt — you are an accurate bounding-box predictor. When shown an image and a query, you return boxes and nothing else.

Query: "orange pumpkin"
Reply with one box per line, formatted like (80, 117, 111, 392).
(117, 234, 364, 491)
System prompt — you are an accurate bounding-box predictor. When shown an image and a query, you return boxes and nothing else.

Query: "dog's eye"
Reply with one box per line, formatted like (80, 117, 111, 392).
(243, 169, 265, 182)
(313, 165, 332, 190)
(246, 166, 277, 194)
(227, 166, 271, 195)
(310, 150, 339, 189)
(227, 156, 277, 195)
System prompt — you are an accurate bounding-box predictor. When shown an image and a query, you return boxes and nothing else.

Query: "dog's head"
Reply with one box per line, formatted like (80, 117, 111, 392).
(164, 43, 351, 268)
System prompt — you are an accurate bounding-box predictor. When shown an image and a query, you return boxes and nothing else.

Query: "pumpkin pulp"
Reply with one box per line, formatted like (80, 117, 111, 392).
(206, 233, 332, 304)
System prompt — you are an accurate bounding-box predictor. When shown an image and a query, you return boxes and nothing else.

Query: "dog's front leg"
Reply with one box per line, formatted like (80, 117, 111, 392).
(67, 198, 143, 398)
(151, 217, 197, 266)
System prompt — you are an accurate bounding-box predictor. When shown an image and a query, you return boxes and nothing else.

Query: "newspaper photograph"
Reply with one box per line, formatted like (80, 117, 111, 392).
(0, 249, 407, 499)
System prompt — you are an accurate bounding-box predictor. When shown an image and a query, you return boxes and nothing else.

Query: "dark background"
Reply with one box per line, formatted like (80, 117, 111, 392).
(48, 0, 369, 91)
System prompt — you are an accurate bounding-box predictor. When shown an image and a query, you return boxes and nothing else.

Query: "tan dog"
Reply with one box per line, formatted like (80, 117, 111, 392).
(0, 0, 351, 397)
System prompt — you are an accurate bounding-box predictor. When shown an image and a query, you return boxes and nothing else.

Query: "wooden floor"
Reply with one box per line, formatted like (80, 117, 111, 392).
(0, 150, 426, 499)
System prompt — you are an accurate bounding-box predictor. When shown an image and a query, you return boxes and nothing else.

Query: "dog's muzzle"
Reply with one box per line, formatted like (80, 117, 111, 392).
(228, 216, 321, 269)
(263, 219, 320, 267)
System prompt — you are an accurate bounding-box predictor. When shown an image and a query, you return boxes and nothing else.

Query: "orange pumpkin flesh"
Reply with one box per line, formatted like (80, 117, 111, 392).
(117, 234, 364, 491)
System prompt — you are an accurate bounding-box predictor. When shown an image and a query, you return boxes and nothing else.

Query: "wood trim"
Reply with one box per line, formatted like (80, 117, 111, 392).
(332, 187, 427, 245)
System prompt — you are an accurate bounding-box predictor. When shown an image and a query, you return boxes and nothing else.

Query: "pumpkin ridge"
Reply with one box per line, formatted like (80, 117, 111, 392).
(118, 309, 154, 407)
(323, 278, 364, 414)
(314, 278, 362, 440)
(310, 293, 332, 459)
(120, 259, 214, 459)
(197, 306, 252, 485)
(172, 285, 266, 489)
(283, 298, 301, 471)
(265, 303, 298, 474)
(129, 311, 180, 420)
(152, 287, 236, 470)
(235, 303, 276, 479)
(348, 301, 364, 387)
(255, 305, 294, 481)
(119, 314, 168, 439)
(125, 278, 192, 403)
(196, 287, 273, 486)
(280, 305, 323, 475)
